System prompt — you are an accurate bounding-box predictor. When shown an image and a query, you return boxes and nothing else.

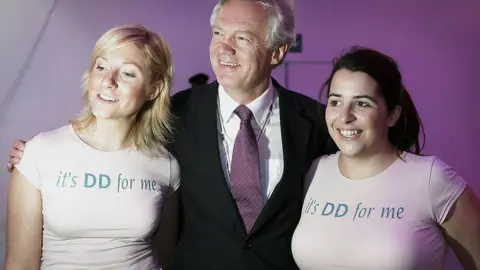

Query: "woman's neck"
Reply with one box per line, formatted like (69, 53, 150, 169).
(338, 145, 400, 180)
(75, 118, 133, 152)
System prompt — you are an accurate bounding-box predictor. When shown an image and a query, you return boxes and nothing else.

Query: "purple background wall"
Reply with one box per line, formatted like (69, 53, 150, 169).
(0, 1, 478, 268)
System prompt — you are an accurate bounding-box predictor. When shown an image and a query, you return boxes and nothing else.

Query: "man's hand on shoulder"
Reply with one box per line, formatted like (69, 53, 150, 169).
(7, 139, 26, 173)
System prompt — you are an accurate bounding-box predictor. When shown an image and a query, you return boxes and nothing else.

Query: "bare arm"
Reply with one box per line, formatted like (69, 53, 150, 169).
(441, 185, 480, 270)
(3, 168, 43, 270)
(152, 189, 180, 270)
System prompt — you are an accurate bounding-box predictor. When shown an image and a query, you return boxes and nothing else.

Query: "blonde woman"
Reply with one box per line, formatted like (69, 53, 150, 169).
(4, 25, 179, 269)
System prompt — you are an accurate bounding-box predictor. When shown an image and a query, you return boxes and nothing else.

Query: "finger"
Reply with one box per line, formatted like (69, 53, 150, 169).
(7, 163, 13, 173)
(13, 140, 25, 151)
(10, 157, 21, 166)
(9, 148, 22, 159)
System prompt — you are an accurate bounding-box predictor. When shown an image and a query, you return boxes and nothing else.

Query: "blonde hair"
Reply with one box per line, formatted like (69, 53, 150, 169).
(71, 24, 174, 157)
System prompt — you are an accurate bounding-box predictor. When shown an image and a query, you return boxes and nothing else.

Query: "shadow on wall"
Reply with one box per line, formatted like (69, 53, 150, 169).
(188, 73, 210, 88)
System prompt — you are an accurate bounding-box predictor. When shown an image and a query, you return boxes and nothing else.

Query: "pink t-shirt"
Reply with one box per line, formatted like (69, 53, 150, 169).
(15, 124, 180, 269)
(291, 152, 466, 270)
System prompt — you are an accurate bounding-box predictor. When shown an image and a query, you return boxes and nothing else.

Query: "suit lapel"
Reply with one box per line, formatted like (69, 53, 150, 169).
(189, 80, 312, 236)
(190, 82, 245, 232)
(248, 79, 311, 236)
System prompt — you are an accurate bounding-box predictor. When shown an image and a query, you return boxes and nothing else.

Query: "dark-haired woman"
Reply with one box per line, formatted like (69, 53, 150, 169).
(291, 46, 480, 270)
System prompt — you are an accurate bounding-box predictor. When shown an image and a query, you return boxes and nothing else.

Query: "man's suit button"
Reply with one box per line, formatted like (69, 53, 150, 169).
(244, 243, 252, 249)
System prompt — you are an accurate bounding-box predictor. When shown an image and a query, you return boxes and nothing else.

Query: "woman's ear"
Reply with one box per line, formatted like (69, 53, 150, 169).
(146, 81, 163, 101)
(388, 105, 402, 127)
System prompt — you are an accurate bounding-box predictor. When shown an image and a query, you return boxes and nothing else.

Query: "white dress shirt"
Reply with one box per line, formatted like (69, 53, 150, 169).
(217, 81, 284, 204)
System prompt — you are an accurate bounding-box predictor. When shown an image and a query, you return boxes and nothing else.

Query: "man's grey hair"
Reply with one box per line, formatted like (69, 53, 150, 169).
(209, 0, 296, 50)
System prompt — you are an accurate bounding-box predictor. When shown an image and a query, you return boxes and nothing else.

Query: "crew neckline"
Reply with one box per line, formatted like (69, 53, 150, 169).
(67, 124, 133, 154)
(334, 151, 407, 183)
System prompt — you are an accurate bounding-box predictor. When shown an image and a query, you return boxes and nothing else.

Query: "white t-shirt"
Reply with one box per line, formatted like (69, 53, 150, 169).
(14, 124, 180, 270)
(291, 152, 466, 270)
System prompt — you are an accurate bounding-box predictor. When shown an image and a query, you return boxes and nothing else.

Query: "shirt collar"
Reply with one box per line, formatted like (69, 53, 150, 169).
(218, 79, 274, 126)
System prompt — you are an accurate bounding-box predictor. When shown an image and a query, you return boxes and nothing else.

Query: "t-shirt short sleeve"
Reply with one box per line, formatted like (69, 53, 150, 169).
(168, 152, 181, 192)
(428, 157, 467, 224)
(14, 134, 44, 190)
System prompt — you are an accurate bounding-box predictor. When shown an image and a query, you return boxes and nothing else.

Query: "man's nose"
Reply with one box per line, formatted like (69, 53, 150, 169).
(216, 37, 236, 55)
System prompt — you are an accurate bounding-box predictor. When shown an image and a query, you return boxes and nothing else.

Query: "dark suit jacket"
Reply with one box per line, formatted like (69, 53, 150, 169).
(167, 79, 331, 270)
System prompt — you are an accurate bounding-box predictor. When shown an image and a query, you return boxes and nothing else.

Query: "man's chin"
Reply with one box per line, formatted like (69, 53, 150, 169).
(216, 76, 242, 89)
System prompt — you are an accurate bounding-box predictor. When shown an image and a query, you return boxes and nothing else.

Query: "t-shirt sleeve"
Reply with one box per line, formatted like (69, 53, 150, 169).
(14, 134, 44, 190)
(428, 157, 467, 224)
(168, 152, 181, 192)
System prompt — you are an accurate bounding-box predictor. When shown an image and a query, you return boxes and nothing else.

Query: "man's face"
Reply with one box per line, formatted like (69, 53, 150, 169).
(209, 0, 281, 91)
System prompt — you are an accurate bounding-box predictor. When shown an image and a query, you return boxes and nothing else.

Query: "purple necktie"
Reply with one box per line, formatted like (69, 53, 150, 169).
(229, 105, 263, 233)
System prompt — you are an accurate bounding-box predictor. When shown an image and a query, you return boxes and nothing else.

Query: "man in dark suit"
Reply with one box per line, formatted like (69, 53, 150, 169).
(7, 0, 332, 269)
(166, 0, 331, 269)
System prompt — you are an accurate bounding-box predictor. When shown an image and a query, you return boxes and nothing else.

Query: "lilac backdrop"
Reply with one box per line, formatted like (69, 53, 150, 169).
(0, 0, 478, 268)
